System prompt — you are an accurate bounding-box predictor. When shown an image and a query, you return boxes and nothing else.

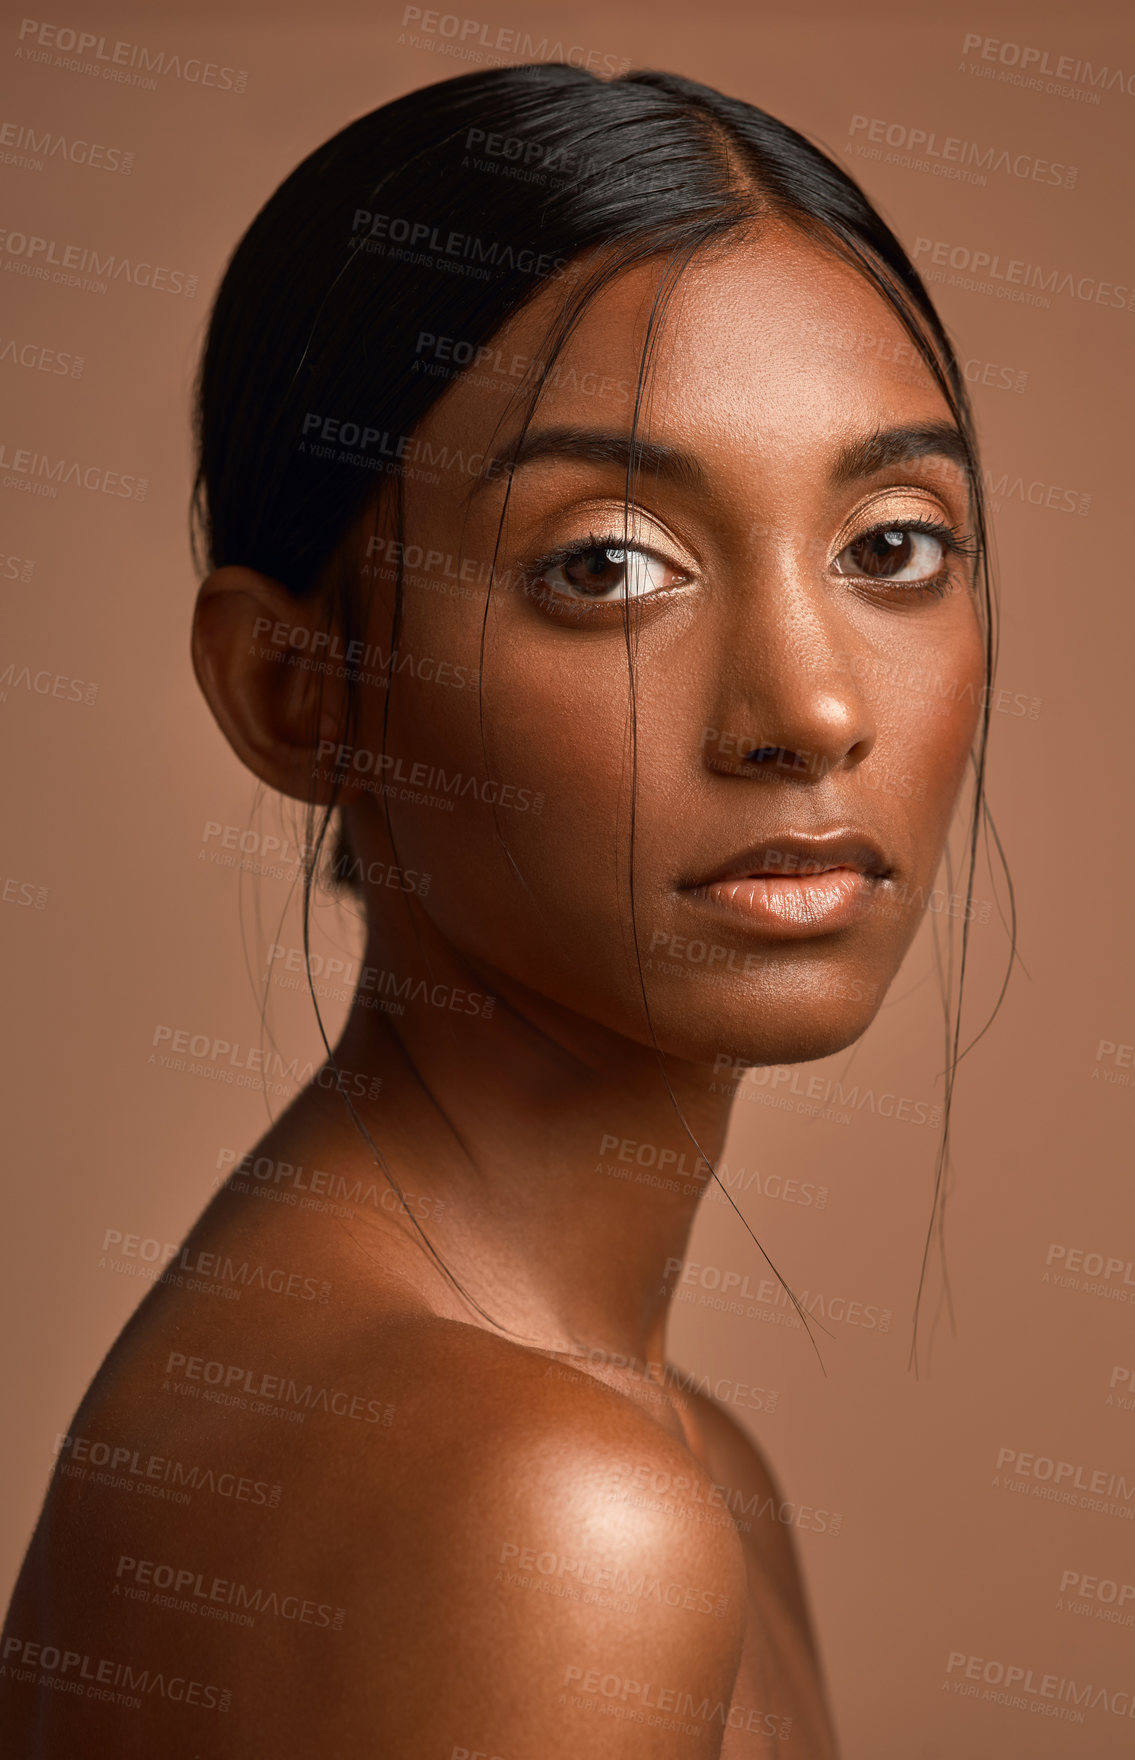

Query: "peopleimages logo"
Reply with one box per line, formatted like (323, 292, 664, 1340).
(495, 1539, 730, 1618)
(252, 611, 479, 691)
(0, 441, 145, 499)
(1, 874, 47, 909)
(1092, 1037, 1135, 1090)
(0, 547, 35, 581)
(100, 1226, 332, 1304)
(848, 114, 1077, 188)
(267, 942, 496, 1021)
(398, 7, 630, 77)
(1044, 1242, 1135, 1290)
(912, 237, 1135, 313)
(114, 1555, 345, 1632)
(317, 739, 545, 814)
(604, 1457, 842, 1540)
(0, 120, 133, 174)
(711, 1056, 942, 1129)
(53, 1430, 281, 1510)
(663, 1256, 892, 1333)
(161, 1351, 395, 1427)
(980, 467, 1090, 518)
(350, 207, 567, 281)
(959, 31, 1135, 99)
(415, 327, 632, 404)
(0, 659, 97, 704)
(1059, 1568, 1135, 1612)
(15, 19, 248, 93)
(0, 335, 83, 376)
(559, 1661, 790, 1739)
(993, 1445, 1134, 1522)
(0, 1634, 231, 1712)
(945, 1649, 1135, 1722)
(0, 225, 196, 296)
(148, 1024, 382, 1100)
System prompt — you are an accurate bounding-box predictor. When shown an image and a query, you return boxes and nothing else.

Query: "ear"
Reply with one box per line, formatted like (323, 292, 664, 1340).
(191, 566, 358, 804)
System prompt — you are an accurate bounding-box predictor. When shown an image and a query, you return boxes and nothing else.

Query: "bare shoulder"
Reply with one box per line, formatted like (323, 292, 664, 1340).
(6, 1305, 750, 1757)
(324, 1318, 751, 1755)
(674, 1374, 824, 1634)
(675, 1375, 787, 1503)
(374, 1316, 756, 1571)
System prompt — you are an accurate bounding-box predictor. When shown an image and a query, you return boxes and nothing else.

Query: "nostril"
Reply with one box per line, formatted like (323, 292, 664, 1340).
(743, 745, 783, 764)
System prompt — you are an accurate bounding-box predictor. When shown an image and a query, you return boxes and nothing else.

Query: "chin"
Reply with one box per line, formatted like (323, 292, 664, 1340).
(641, 984, 890, 1071)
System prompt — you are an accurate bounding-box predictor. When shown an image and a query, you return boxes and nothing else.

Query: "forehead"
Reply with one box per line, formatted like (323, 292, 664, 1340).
(429, 221, 954, 459)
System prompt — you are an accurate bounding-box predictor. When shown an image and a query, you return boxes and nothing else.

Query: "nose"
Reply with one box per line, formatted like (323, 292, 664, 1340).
(703, 551, 876, 784)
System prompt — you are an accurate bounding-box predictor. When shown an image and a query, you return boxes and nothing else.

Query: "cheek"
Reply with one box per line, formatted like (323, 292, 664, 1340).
(883, 614, 985, 847)
(356, 627, 641, 969)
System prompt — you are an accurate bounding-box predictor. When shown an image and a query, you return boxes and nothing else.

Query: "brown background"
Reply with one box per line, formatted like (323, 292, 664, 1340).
(2, 1, 1133, 1754)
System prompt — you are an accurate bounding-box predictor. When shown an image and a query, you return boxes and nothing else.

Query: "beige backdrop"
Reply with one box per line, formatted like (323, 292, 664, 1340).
(3, 1, 1133, 1754)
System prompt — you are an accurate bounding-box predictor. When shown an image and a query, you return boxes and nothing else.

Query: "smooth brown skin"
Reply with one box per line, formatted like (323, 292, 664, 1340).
(3, 224, 984, 1756)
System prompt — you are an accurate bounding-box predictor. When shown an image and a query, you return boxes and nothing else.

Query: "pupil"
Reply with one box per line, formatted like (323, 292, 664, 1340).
(566, 547, 627, 595)
(860, 530, 911, 576)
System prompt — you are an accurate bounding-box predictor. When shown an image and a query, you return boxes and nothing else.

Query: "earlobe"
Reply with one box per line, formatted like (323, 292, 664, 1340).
(191, 565, 348, 804)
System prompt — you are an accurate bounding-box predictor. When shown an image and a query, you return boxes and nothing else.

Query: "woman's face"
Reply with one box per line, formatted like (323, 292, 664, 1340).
(340, 221, 985, 1068)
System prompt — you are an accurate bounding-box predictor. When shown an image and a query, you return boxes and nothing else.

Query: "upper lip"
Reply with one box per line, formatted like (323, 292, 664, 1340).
(686, 831, 893, 888)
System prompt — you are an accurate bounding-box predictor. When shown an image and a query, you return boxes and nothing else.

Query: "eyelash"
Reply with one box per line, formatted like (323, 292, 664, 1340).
(523, 517, 978, 608)
(841, 517, 979, 599)
(521, 529, 686, 609)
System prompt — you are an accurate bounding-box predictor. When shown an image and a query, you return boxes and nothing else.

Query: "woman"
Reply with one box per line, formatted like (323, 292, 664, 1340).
(2, 62, 993, 1756)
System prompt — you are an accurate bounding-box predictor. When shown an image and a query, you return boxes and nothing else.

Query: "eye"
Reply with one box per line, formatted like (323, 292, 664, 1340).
(529, 539, 684, 603)
(833, 521, 957, 586)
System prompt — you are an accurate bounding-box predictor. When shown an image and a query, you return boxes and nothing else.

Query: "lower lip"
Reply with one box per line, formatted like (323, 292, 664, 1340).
(692, 869, 881, 937)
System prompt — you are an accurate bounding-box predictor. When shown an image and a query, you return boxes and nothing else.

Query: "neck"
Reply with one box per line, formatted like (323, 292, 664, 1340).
(312, 929, 740, 1367)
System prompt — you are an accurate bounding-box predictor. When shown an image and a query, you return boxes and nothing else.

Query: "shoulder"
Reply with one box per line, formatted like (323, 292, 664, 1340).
(674, 1373, 826, 1632)
(9, 1296, 751, 1754)
(357, 1315, 751, 1594)
(323, 1318, 750, 1754)
(674, 1374, 785, 1499)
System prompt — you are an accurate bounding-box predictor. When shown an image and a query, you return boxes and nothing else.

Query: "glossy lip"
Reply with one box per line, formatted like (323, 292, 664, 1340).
(681, 832, 893, 939)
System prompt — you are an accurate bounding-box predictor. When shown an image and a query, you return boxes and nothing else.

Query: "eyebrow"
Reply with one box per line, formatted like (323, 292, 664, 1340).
(473, 418, 970, 497)
(473, 426, 707, 497)
(829, 421, 971, 485)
